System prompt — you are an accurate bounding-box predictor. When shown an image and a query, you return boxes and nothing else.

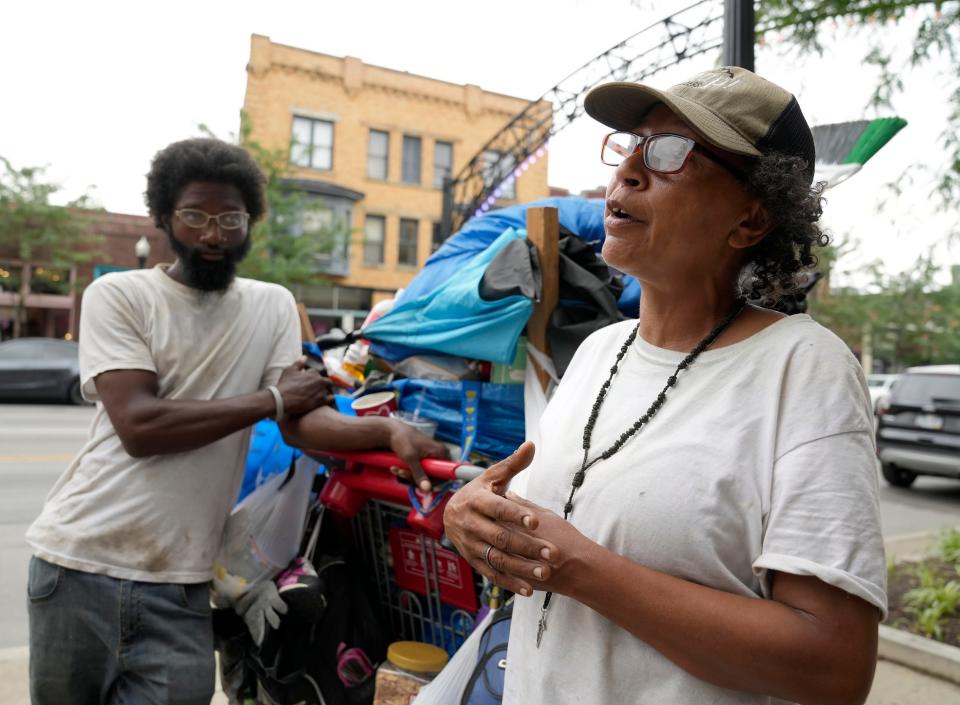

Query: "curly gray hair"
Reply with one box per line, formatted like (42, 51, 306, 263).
(739, 153, 829, 304)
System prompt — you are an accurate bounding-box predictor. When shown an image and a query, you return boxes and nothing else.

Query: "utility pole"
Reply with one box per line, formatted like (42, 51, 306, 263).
(722, 0, 755, 70)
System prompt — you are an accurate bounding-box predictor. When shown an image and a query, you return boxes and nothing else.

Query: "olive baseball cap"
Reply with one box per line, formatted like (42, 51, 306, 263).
(584, 66, 815, 182)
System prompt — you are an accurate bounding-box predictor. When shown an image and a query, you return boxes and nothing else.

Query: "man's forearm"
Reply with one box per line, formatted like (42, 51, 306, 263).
(279, 406, 392, 451)
(116, 389, 277, 457)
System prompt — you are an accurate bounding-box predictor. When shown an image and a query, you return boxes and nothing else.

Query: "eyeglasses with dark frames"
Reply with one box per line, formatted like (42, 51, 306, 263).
(174, 209, 250, 230)
(600, 131, 747, 180)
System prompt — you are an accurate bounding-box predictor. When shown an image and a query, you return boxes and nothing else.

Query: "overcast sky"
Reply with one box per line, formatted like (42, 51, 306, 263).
(3, 0, 956, 286)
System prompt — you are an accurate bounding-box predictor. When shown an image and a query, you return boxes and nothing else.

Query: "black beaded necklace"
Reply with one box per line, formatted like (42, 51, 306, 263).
(535, 297, 747, 648)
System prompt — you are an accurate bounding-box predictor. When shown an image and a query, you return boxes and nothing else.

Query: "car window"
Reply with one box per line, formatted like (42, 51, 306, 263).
(867, 378, 885, 387)
(892, 374, 960, 406)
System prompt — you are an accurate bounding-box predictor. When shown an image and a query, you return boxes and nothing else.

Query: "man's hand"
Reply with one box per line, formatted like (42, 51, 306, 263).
(387, 420, 450, 492)
(443, 442, 555, 596)
(276, 357, 334, 417)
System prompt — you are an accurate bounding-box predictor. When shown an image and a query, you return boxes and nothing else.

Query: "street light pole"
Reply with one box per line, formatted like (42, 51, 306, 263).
(722, 0, 755, 71)
(135, 236, 151, 269)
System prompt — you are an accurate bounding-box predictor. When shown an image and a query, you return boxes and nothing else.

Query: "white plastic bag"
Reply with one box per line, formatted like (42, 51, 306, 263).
(212, 455, 318, 604)
(410, 609, 494, 705)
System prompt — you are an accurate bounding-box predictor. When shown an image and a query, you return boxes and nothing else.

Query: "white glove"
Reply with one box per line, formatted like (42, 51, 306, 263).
(235, 581, 288, 646)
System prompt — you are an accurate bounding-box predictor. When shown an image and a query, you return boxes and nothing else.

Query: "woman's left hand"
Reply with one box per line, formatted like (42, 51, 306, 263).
(443, 442, 557, 597)
(502, 491, 594, 599)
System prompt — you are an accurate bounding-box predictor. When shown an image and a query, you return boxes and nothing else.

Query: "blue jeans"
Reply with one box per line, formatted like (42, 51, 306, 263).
(27, 556, 215, 705)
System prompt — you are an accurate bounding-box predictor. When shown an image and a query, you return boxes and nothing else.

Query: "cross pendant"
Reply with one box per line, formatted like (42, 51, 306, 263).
(535, 605, 549, 647)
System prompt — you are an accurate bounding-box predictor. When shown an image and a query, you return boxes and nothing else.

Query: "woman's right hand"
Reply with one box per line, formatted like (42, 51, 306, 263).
(276, 357, 335, 416)
(443, 442, 556, 596)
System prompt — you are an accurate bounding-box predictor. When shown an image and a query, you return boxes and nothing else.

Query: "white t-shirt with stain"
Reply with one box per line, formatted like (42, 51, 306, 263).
(27, 266, 301, 583)
(504, 315, 887, 705)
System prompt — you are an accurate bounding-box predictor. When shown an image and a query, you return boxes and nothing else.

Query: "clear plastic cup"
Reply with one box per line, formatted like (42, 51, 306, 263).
(390, 411, 438, 439)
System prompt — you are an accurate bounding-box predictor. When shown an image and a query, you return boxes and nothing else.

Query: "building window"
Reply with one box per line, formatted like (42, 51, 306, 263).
(363, 215, 385, 266)
(367, 130, 389, 180)
(29, 265, 70, 295)
(433, 141, 453, 189)
(483, 150, 516, 200)
(294, 196, 352, 277)
(402, 135, 422, 184)
(431, 222, 445, 253)
(291, 116, 334, 170)
(0, 261, 20, 293)
(398, 219, 419, 267)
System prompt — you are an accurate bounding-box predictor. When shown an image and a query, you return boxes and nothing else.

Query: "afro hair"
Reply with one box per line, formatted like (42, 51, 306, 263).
(144, 138, 266, 228)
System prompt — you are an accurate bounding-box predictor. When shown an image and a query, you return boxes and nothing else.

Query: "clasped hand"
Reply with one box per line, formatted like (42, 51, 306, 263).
(443, 441, 587, 598)
(276, 356, 335, 416)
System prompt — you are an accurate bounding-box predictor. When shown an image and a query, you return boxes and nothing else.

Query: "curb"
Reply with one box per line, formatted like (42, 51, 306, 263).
(879, 625, 960, 686)
(884, 528, 954, 561)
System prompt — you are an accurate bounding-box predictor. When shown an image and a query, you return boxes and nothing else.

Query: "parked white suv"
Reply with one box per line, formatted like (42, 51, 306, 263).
(867, 374, 899, 413)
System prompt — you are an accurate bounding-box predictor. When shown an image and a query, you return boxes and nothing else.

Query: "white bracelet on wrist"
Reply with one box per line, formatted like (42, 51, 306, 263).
(267, 385, 285, 422)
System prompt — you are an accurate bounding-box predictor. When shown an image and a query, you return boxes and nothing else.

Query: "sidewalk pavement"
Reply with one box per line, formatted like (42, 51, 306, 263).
(2, 645, 958, 704)
(868, 660, 960, 703)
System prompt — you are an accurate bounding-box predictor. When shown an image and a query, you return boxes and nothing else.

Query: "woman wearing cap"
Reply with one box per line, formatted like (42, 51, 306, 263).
(444, 67, 885, 705)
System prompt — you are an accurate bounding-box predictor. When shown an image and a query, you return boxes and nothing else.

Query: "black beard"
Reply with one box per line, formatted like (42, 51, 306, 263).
(164, 227, 251, 292)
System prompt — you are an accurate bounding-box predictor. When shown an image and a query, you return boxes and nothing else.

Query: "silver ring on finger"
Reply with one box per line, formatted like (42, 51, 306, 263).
(483, 543, 496, 570)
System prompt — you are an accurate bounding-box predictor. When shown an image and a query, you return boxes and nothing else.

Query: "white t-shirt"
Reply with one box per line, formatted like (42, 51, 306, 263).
(504, 315, 887, 705)
(26, 266, 301, 583)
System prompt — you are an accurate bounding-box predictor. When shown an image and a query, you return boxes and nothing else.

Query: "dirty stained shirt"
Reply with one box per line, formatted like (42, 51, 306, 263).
(504, 314, 887, 705)
(26, 266, 301, 583)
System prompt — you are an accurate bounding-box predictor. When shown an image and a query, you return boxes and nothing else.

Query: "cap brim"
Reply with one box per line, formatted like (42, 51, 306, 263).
(584, 82, 762, 158)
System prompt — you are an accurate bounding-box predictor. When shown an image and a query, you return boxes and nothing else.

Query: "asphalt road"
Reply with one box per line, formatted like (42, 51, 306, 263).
(0, 404, 94, 649)
(1, 404, 959, 651)
(877, 472, 960, 538)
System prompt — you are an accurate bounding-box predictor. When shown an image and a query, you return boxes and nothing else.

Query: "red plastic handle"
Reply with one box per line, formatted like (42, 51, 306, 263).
(305, 450, 485, 481)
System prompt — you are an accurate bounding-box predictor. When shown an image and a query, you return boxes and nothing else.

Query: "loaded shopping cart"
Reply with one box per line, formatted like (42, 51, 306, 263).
(308, 451, 487, 657)
(221, 205, 581, 705)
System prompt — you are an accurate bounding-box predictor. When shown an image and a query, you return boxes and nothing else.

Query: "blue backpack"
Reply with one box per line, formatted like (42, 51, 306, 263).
(461, 602, 513, 705)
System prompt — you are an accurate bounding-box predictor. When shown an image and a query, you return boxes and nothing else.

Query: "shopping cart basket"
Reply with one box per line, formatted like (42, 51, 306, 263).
(306, 451, 486, 655)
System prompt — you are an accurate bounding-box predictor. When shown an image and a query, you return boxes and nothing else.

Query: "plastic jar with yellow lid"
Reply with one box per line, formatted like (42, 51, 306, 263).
(373, 641, 449, 705)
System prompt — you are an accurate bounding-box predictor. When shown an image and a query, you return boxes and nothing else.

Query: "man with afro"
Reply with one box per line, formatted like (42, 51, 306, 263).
(26, 138, 446, 704)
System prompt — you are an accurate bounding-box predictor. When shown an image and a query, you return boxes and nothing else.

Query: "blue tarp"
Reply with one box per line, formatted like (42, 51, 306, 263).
(398, 197, 608, 302)
(363, 229, 533, 364)
(367, 197, 639, 363)
(396, 196, 638, 314)
(238, 419, 301, 503)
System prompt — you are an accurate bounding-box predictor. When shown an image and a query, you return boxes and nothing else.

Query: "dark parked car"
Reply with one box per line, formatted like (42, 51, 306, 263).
(0, 337, 88, 405)
(876, 365, 960, 487)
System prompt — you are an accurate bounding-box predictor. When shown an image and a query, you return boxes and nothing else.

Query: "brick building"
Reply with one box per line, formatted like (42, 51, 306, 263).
(3, 39, 553, 340)
(0, 211, 172, 340)
(243, 35, 551, 330)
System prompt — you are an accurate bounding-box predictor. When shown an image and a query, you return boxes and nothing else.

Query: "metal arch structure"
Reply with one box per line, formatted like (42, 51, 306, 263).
(441, 0, 725, 236)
